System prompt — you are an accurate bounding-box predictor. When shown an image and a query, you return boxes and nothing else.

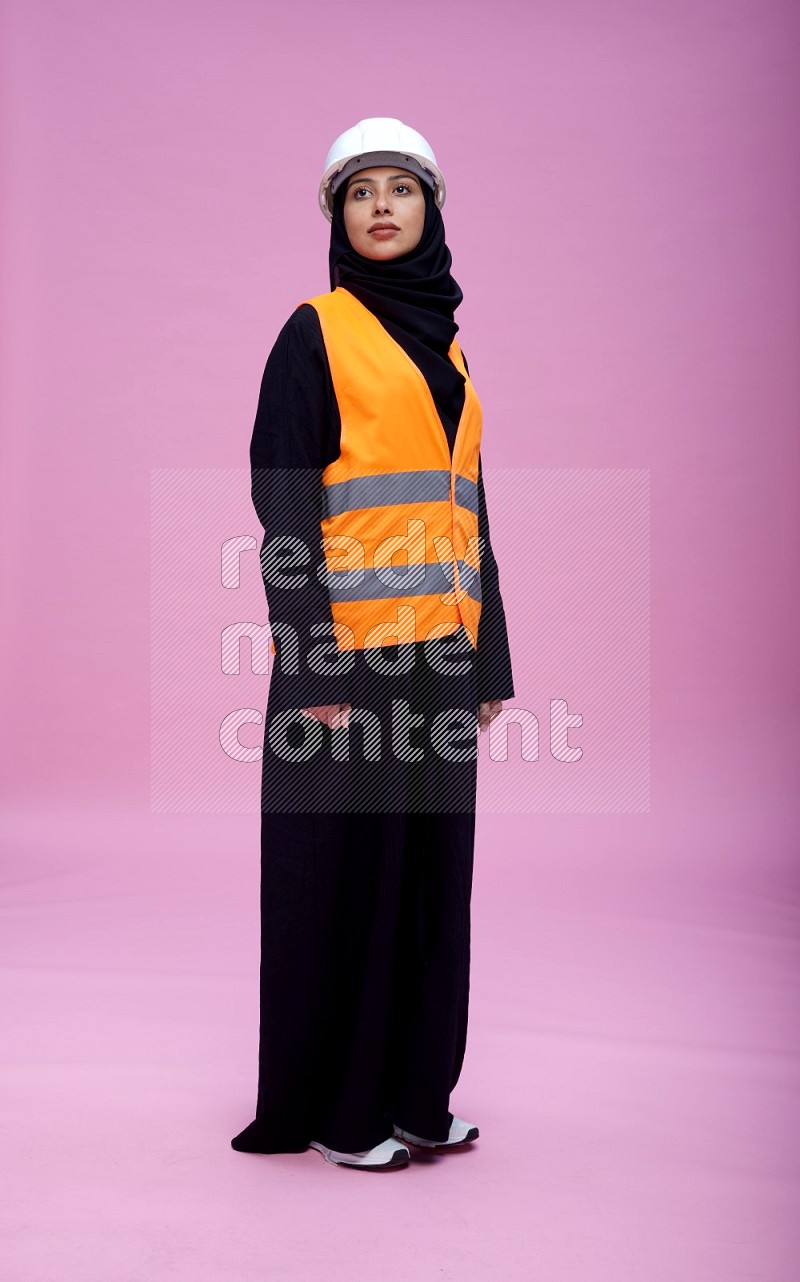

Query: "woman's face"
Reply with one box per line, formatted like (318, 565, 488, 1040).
(341, 166, 425, 260)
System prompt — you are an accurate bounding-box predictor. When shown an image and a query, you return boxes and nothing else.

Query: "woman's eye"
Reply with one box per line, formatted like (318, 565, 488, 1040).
(352, 183, 413, 198)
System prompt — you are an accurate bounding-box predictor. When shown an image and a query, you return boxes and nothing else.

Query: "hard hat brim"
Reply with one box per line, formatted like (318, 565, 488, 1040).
(318, 149, 446, 222)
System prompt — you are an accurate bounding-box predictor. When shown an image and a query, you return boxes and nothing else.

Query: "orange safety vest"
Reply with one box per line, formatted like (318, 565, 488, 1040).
(268, 285, 484, 657)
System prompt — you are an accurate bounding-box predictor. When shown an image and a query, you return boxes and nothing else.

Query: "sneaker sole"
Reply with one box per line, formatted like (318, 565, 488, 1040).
(393, 1125, 480, 1149)
(308, 1141, 409, 1170)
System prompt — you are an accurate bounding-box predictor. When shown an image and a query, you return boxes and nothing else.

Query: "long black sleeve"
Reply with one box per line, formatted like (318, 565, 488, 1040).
(250, 305, 352, 707)
(474, 451, 515, 702)
(460, 352, 515, 703)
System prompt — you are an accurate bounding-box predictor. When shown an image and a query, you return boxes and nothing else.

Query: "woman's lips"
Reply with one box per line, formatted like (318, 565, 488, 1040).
(369, 227, 399, 237)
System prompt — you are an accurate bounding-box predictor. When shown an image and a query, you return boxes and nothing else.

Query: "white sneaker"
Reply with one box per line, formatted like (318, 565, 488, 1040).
(308, 1136, 410, 1169)
(393, 1115, 479, 1148)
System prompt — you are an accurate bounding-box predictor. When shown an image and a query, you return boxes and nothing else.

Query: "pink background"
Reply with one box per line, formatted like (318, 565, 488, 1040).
(2, 0, 799, 1278)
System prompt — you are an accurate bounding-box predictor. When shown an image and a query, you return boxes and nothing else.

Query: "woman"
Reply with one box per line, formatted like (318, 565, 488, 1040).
(231, 118, 514, 1170)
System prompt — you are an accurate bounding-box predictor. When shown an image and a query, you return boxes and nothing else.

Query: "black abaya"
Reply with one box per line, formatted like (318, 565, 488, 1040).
(231, 302, 514, 1154)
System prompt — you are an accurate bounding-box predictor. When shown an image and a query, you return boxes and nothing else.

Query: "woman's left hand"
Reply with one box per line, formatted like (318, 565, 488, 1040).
(478, 700, 503, 733)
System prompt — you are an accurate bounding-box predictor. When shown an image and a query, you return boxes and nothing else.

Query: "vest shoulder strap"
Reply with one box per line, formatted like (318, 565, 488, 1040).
(297, 291, 469, 380)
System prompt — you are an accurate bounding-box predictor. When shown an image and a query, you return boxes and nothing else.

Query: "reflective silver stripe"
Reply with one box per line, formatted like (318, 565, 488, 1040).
(457, 559, 482, 603)
(454, 474, 479, 515)
(460, 560, 482, 602)
(321, 469, 479, 519)
(323, 559, 481, 604)
(322, 470, 448, 519)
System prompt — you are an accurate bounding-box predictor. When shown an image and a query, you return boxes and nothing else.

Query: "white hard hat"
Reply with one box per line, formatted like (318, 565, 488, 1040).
(318, 117, 446, 222)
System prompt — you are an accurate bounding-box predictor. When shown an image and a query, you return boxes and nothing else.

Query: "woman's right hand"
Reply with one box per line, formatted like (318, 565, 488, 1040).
(299, 702, 351, 729)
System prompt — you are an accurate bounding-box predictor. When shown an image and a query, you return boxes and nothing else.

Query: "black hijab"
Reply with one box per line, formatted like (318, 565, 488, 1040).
(328, 179, 467, 443)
